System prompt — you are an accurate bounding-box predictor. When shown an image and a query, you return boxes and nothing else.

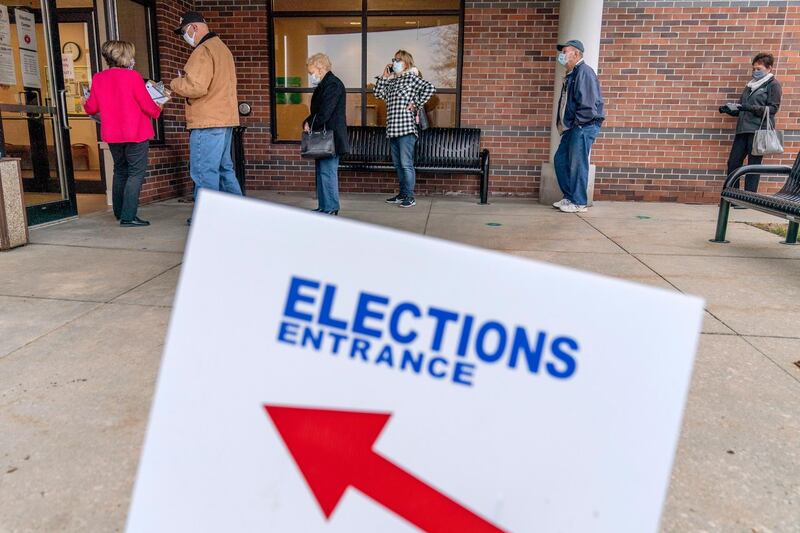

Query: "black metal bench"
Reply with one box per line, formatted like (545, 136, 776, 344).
(711, 158, 800, 245)
(339, 126, 491, 204)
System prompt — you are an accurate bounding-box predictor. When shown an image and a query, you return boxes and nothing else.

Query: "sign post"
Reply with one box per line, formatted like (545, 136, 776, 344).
(126, 192, 704, 533)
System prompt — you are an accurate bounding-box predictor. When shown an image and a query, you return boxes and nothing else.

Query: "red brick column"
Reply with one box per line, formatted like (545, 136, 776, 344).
(139, 0, 196, 204)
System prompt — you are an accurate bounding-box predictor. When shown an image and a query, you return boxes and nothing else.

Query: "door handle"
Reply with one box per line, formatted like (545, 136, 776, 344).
(58, 89, 70, 130)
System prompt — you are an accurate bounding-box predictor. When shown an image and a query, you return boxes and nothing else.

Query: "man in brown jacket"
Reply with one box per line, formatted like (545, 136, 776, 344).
(170, 11, 241, 225)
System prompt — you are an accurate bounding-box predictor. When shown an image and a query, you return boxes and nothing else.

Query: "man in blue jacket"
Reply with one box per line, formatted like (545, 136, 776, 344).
(553, 40, 605, 213)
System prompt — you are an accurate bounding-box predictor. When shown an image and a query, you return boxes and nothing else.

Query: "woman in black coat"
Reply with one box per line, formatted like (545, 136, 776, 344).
(719, 52, 782, 196)
(303, 53, 350, 215)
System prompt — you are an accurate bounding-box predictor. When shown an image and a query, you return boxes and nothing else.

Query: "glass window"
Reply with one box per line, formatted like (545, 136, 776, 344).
(274, 17, 362, 88)
(367, 16, 459, 89)
(271, 2, 462, 140)
(368, 0, 460, 10)
(366, 92, 455, 128)
(112, 0, 163, 141)
(276, 92, 362, 140)
(273, 0, 361, 11)
(116, 0, 151, 79)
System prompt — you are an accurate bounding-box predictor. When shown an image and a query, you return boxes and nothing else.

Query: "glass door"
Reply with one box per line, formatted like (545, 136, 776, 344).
(0, 0, 76, 226)
(58, 7, 104, 197)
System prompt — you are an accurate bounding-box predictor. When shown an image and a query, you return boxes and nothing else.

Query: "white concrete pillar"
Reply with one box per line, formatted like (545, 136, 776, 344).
(539, 0, 604, 206)
(98, 142, 114, 206)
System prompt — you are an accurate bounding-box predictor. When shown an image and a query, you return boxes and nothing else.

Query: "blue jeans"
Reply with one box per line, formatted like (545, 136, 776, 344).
(554, 123, 600, 206)
(390, 134, 417, 198)
(190, 127, 242, 200)
(315, 155, 340, 212)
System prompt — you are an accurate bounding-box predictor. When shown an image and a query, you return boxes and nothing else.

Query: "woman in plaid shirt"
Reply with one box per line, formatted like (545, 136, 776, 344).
(374, 50, 436, 208)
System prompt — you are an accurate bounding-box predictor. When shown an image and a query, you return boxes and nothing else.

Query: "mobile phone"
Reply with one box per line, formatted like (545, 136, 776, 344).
(82, 86, 90, 99)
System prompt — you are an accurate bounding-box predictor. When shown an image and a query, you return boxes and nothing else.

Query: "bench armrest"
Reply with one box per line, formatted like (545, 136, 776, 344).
(723, 164, 791, 190)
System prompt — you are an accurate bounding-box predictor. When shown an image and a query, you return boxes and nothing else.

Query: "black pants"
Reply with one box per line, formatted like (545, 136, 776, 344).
(109, 141, 149, 222)
(726, 133, 762, 192)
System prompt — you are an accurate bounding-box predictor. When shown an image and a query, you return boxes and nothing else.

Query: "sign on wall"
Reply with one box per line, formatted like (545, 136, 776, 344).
(19, 48, 40, 89)
(0, 5, 12, 46)
(14, 9, 39, 89)
(0, 6, 16, 86)
(126, 192, 704, 533)
(14, 9, 36, 51)
(62, 55, 74, 80)
(0, 50, 15, 86)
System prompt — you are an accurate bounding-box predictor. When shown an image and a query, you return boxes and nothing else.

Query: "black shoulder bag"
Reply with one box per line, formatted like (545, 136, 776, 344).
(300, 115, 336, 159)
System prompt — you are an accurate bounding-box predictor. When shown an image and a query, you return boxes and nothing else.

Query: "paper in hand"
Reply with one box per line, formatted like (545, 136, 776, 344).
(145, 80, 169, 104)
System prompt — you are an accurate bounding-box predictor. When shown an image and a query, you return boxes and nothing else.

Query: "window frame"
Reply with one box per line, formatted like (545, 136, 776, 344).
(268, 0, 465, 144)
(105, 0, 165, 144)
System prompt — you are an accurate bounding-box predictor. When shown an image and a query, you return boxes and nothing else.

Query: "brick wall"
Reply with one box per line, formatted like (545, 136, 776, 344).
(594, 0, 799, 202)
(154, 0, 800, 204)
(139, 0, 195, 204)
(460, 1, 558, 198)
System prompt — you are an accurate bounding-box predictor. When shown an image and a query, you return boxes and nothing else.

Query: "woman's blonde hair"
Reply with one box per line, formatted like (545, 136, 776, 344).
(394, 49, 421, 76)
(306, 53, 332, 72)
(101, 40, 136, 69)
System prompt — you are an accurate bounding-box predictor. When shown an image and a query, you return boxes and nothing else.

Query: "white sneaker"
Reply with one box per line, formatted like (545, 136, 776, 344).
(558, 202, 588, 213)
(552, 198, 570, 209)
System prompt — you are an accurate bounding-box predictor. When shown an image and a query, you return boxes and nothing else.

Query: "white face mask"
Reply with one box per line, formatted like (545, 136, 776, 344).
(183, 27, 196, 47)
(309, 72, 321, 87)
(392, 61, 404, 74)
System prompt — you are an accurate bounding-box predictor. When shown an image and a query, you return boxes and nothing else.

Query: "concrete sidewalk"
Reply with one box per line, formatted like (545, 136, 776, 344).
(1, 193, 798, 532)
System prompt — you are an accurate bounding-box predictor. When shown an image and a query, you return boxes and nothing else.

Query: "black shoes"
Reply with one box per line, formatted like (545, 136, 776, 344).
(386, 195, 416, 207)
(120, 217, 150, 227)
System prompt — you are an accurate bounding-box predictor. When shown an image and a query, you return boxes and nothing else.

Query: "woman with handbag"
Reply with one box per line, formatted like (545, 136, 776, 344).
(302, 53, 349, 215)
(719, 52, 782, 198)
(374, 50, 436, 208)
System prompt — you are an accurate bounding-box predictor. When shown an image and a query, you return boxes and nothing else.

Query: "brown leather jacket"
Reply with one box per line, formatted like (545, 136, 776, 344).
(170, 33, 239, 130)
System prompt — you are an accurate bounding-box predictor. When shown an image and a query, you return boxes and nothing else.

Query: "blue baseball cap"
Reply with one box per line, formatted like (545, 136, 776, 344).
(557, 39, 585, 53)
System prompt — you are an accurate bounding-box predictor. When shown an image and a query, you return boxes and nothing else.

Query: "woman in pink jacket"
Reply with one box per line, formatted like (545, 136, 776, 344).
(83, 41, 166, 227)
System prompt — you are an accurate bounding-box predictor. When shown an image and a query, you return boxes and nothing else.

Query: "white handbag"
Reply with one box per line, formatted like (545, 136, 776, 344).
(752, 107, 784, 156)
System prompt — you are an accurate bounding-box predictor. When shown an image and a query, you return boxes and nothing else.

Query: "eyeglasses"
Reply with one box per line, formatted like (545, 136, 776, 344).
(391, 58, 402, 63)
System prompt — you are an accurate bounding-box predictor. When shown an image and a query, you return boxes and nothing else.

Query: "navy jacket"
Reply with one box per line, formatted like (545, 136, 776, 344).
(304, 71, 350, 155)
(557, 61, 605, 131)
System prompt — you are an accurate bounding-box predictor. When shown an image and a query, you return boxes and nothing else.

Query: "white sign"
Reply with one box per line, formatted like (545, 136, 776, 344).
(126, 192, 704, 533)
(0, 45, 16, 86)
(14, 9, 36, 52)
(62, 54, 74, 80)
(19, 48, 40, 88)
(145, 80, 169, 104)
(0, 5, 12, 46)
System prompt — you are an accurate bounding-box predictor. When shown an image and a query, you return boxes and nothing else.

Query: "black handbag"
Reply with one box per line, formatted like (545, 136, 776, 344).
(300, 116, 336, 159)
(417, 105, 430, 131)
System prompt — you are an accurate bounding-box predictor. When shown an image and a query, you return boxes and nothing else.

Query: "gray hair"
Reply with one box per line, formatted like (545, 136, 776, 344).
(306, 53, 332, 72)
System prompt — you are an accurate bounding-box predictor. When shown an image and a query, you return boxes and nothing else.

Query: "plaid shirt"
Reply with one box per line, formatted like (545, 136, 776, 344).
(373, 72, 436, 138)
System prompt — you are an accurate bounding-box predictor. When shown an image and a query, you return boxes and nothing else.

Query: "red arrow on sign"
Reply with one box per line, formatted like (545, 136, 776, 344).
(264, 405, 506, 533)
